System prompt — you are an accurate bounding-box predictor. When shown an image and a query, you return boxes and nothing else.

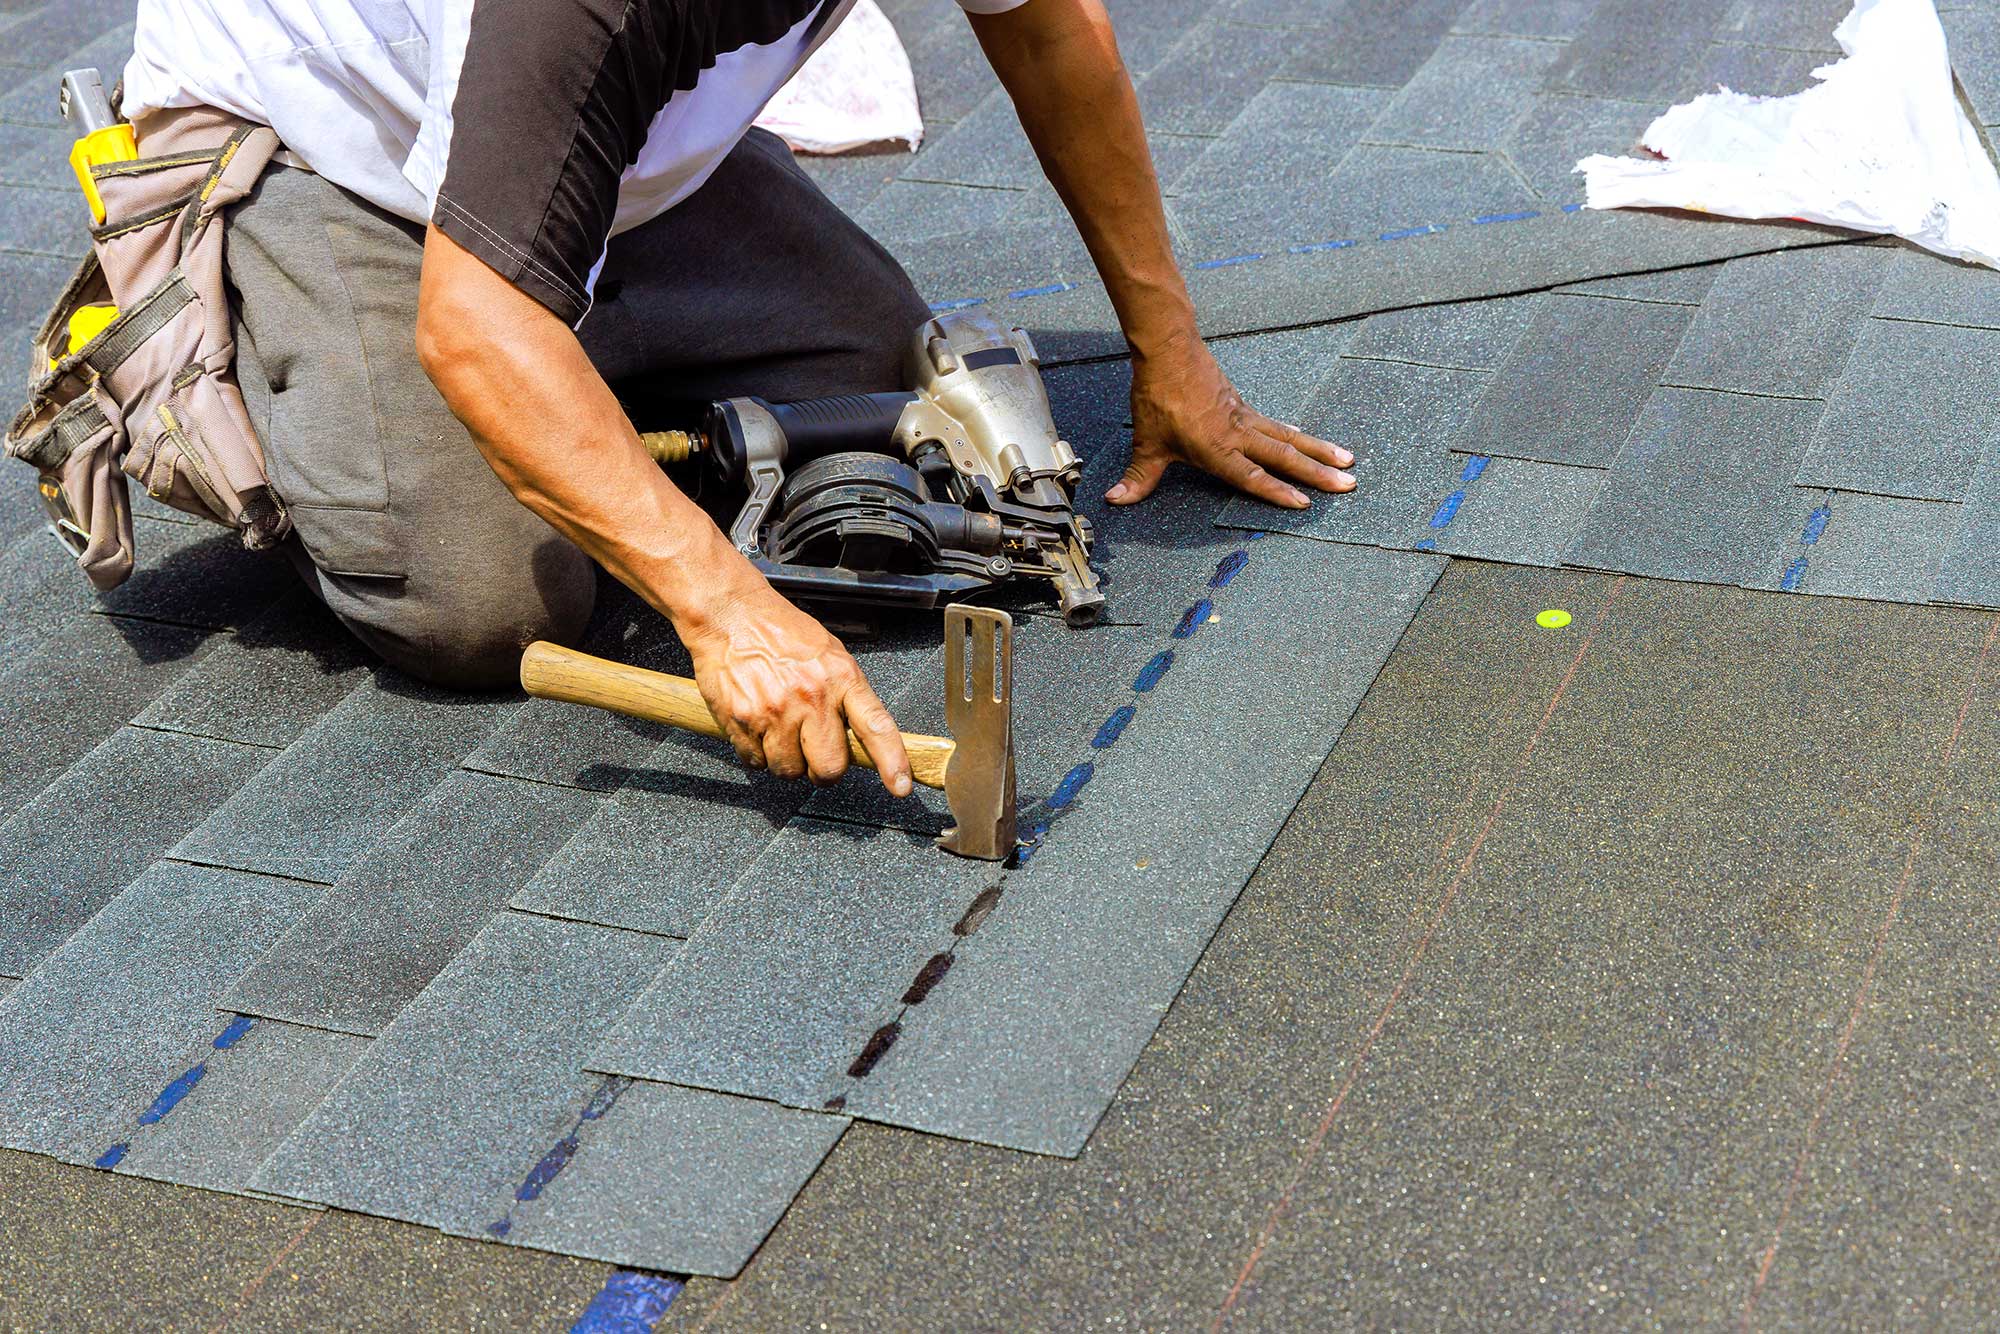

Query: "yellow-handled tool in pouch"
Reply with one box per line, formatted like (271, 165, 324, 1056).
(61, 68, 137, 226)
(35, 68, 133, 560)
(50, 302, 118, 371)
(53, 70, 127, 369)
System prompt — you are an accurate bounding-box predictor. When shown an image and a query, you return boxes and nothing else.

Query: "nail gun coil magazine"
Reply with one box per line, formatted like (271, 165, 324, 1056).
(657, 310, 1106, 626)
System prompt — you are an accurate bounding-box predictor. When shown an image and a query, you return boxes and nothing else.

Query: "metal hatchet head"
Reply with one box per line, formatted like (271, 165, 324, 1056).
(938, 604, 1017, 861)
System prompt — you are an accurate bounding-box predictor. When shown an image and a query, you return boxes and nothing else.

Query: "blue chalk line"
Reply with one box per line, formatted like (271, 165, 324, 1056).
(1776, 501, 1834, 589)
(489, 1075, 633, 1239)
(92, 1015, 258, 1169)
(1195, 253, 1266, 270)
(924, 200, 1589, 311)
(1133, 650, 1175, 692)
(1210, 550, 1250, 588)
(569, 1272, 685, 1333)
(1172, 599, 1213, 639)
(1429, 491, 1466, 529)
(1093, 705, 1136, 749)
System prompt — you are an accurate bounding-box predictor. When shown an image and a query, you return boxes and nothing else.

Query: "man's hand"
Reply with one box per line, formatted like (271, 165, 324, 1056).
(1108, 335, 1355, 509)
(681, 579, 912, 795)
(416, 225, 909, 796)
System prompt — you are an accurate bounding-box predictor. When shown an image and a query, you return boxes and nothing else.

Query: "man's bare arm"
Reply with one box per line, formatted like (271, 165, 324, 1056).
(414, 225, 910, 795)
(967, 0, 1354, 508)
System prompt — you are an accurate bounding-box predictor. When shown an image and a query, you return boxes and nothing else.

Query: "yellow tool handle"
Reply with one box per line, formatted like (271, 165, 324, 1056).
(51, 302, 120, 370)
(519, 641, 954, 791)
(70, 124, 138, 225)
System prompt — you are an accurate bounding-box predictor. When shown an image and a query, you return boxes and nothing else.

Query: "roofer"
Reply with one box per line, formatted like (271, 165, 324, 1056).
(111, 0, 1354, 790)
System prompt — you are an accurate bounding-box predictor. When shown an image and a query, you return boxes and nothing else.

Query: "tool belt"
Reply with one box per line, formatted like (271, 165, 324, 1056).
(5, 107, 288, 590)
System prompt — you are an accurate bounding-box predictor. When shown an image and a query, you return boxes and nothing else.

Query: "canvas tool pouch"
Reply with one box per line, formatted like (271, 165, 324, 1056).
(5, 106, 287, 591)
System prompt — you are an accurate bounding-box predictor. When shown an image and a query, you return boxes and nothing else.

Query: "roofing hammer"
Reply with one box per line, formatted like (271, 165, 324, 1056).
(518, 604, 1018, 861)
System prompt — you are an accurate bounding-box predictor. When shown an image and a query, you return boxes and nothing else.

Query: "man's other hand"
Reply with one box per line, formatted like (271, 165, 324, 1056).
(682, 581, 913, 797)
(1107, 334, 1355, 510)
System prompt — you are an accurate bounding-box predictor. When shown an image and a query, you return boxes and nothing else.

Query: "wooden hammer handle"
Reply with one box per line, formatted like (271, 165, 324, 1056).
(519, 641, 954, 790)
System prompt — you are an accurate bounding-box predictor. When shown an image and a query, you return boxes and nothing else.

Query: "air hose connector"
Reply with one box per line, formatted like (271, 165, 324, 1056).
(640, 429, 703, 466)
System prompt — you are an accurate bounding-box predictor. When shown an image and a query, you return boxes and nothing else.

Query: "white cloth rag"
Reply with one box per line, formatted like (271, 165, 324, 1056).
(1576, 0, 2000, 269)
(755, 0, 925, 155)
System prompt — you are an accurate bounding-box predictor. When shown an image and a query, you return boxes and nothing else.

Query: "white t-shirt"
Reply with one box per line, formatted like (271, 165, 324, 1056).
(122, 0, 1027, 323)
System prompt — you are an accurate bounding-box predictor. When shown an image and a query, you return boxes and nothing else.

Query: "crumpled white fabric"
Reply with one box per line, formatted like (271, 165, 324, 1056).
(755, 0, 924, 155)
(1576, 0, 2000, 268)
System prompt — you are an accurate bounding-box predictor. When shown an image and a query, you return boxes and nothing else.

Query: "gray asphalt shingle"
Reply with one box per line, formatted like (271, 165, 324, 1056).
(1697, 39, 1830, 96)
(1345, 297, 1539, 372)
(891, 3, 996, 124)
(508, 734, 806, 940)
(1935, 451, 2000, 608)
(93, 518, 294, 632)
(1802, 492, 1958, 604)
(490, 1079, 847, 1279)
(1364, 35, 1569, 153)
(220, 771, 600, 1036)
(0, 246, 75, 346)
(1499, 91, 1657, 201)
(0, 611, 210, 817)
(1718, 0, 1848, 50)
(1454, 0, 1603, 40)
(1431, 455, 1608, 566)
(251, 911, 839, 1277)
(853, 178, 1027, 243)
(0, 726, 270, 976)
(111, 1019, 370, 1199)
(1944, 7, 2000, 128)
(132, 589, 370, 749)
(1133, 20, 1299, 137)
(584, 821, 999, 1112)
(1659, 245, 1888, 399)
(251, 913, 674, 1235)
(1171, 81, 1394, 199)
(1455, 291, 1693, 467)
(1559, 262, 1720, 305)
(1869, 245, 2000, 330)
(1566, 386, 1827, 587)
(0, 525, 81, 664)
(0, 862, 325, 1164)
(1278, 0, 1468, 87)
(1543, 0, 1734, 100)
(1795, 318, 2000, 503)
(460, 596, 686, 792)
(1181, 141, 1538, 260)
(169, 678, 516, 884)
(0, 180, 85, 257)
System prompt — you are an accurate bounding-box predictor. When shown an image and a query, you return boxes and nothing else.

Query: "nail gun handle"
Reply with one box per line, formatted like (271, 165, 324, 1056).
(519, 641, 954, 791)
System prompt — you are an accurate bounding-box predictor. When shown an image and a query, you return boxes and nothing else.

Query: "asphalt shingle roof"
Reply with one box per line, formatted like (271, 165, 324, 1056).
(3, 0, 2000, 1321)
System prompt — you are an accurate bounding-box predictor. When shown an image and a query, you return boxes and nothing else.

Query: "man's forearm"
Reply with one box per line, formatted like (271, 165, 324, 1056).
(968, 0, 1196, 356)
(414, 225, 755, 638)
(969, 0, 1355, 510)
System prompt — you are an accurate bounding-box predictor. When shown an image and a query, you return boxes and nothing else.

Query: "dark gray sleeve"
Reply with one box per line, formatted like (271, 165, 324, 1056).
(432, 0, 832, 326)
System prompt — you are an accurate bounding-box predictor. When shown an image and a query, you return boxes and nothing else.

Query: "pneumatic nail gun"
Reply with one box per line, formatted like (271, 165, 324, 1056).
(642, 309, 1106, 627)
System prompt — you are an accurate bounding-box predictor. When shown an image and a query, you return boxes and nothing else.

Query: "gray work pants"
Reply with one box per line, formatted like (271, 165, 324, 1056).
(226, 129, 930, 689)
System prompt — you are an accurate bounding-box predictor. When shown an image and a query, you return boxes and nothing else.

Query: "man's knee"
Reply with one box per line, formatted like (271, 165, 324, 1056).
(306, 533, 597, 692)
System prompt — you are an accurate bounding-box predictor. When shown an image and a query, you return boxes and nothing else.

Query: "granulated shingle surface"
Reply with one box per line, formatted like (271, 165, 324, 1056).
(4, 0, 1998, 1319)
